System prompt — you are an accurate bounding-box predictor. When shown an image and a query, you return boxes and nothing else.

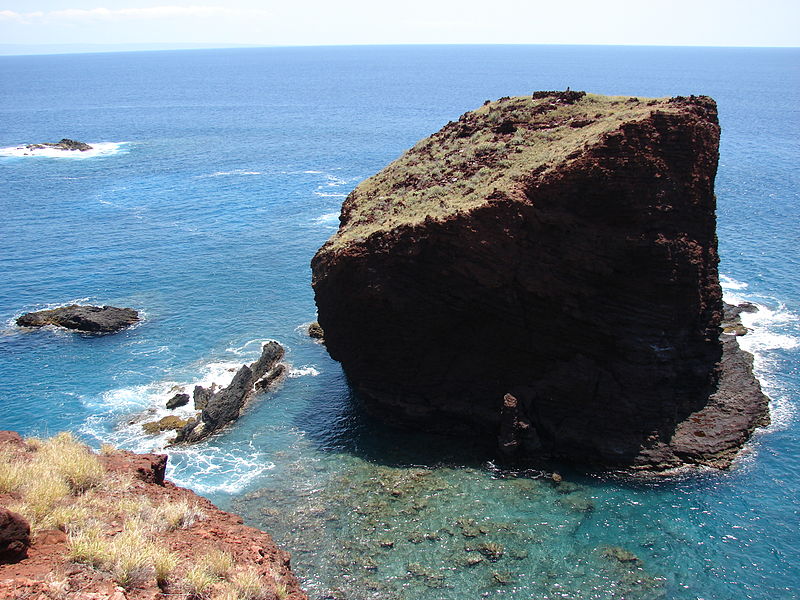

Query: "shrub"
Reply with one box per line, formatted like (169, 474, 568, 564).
(231, 567, 267, 600)
(154, 498, 204, 531)
(200, 549, 235, 579)
(184, 564, 220, 598)
(0, 449, 24, 493)
(67, 526, 108, 567)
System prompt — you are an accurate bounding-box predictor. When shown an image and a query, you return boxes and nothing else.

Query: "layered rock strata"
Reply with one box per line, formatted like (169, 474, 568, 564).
(312, 91, 770, 469)
(16, 305, 139, 333)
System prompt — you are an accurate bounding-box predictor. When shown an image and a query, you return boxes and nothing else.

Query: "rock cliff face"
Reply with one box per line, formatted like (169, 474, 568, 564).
(312, 91, 769, 470)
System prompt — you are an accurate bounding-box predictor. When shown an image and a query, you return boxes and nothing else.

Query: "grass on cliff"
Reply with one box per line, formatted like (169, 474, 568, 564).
(329, 92, 681, 247)
(1, 433, 291, 598)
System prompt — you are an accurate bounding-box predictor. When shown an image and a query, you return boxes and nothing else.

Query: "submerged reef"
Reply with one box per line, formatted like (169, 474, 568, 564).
(312, 91, 769, 470)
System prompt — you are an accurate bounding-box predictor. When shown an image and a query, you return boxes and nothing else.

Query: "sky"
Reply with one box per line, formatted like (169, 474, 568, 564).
(0, 0, 798, 52)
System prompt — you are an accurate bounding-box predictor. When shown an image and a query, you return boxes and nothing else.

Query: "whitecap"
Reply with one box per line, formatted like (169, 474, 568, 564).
(225, 338, 275, 356)
(314, 192, 347, 198)
(166, 442, 275, 495)
(197, 169, 263, 178)
(720, 274, 749, 290)
(722, 286, 800, 432)
(288, 366, 320, 378)
(314, 212, 340, 225)
(0, 141, 129, 159)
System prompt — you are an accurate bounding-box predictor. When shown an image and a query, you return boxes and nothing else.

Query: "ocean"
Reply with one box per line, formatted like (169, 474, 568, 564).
(1, 45, 798, 599)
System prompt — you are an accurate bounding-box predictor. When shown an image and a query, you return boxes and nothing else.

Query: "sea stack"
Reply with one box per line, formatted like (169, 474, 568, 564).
(311, 91, 769, 470)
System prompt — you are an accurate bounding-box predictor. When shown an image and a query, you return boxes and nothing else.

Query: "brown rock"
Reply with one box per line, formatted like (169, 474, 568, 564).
(0, 508, 30, 563)
(141, 415, 191, 435)
(311, 92, 769, 469)
(0, 432, 23, 448)
(308, 321, 325, 340)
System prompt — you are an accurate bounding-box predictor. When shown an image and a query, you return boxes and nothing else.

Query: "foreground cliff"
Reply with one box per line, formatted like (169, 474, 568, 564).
(0, 432, 307, 600)
(312, 91, 769, 470)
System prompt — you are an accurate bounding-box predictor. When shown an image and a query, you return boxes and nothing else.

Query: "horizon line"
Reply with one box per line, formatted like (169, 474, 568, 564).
(1, 41, 799, 57)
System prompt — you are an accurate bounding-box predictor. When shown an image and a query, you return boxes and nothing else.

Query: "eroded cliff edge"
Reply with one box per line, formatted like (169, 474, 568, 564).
(311, 91, 770, 470)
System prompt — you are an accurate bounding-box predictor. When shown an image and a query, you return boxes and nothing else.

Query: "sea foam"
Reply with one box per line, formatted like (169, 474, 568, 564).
(722, 276, 800, 431)
(0, 141, 129, 159)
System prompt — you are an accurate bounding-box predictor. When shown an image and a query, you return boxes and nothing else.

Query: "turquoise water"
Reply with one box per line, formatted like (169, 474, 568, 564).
(1, 45, 798, 599)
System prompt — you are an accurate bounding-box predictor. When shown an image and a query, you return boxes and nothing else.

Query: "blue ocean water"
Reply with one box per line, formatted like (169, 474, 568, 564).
(1, 45, 798, 599)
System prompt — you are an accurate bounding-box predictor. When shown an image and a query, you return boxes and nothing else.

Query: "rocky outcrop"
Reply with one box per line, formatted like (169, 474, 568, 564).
(16, 305, 139, 333)
(308, 322, 325, 340)
(174, 342, 286, 443)
(0, 509, 30, 564)
(25, 138, 92, 152)
(312, 91, 770, 470)
(165, 393, 189, 410)
(0, 433, 307, 600)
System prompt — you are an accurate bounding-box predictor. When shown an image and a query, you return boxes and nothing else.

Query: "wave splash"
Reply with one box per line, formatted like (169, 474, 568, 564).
(77, 339, 319, 494)
(721, 275, 800, 431)
(0, 141, 129, 159)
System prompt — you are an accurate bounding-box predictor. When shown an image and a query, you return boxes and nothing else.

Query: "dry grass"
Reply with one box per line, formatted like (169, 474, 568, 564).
(231, 567, 268, 600)
(4, 433, 287, 598)
(40, 432, 106, 493)
(67, 518, 181, 589)
(153, 497, 204, 531)
(326, 92, 682, 247)
(183, 564, 220, 598)
(200, 549, 235, 580)
(5, 432, 105, 531)
(0, 448, 25, 493)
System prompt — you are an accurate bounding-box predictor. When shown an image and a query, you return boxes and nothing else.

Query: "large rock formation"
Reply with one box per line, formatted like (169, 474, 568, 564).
(16, 305, 139, 333)
(312, 91, 769, 470)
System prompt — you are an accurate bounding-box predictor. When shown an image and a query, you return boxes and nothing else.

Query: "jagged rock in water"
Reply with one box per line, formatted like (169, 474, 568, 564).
(312, 91, 770, 470)
(166, 392, 190, 409)
(16, 305, 139, 333)
(175, 341, 286, 443)
(308, 321, 325, 340)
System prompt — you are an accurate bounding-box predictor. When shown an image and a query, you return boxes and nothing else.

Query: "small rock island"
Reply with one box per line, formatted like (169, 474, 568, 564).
(312, 91, 770, 470)
(25, 138, 92, 152)
(16, 305, 139, 333)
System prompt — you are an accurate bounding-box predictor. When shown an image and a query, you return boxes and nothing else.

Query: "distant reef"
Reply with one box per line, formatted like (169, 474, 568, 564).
(24, 138, 92, 152)
(16, 305, 139, 334)
(312, 90, 770, 471)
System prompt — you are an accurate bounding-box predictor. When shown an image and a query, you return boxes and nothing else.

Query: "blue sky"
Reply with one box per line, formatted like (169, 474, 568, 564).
(0, 0, 798, 50)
